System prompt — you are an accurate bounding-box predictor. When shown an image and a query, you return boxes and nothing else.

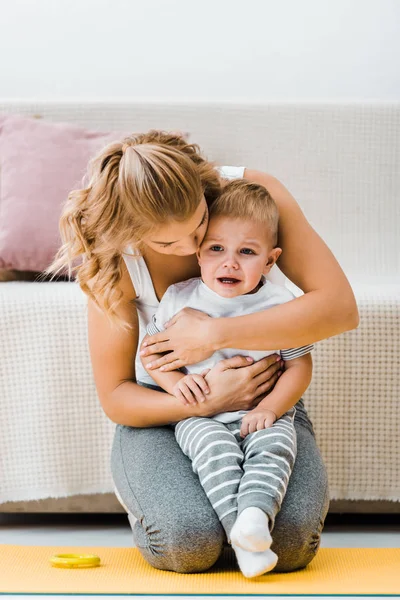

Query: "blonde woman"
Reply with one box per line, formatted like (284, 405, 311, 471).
(49, 131, 358, 574)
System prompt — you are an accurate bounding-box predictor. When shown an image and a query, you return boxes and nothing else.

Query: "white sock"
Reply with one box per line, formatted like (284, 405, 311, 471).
(230, 507, 272, 552)
(232, 543, 278, 578)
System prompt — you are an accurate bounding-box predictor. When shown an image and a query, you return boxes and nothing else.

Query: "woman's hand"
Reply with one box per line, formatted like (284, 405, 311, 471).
(140, 308, 215, 371)
(196, 354, 282, 417)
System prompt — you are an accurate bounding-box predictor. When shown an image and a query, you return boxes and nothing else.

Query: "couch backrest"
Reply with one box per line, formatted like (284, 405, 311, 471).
(0, 101, 398, 283)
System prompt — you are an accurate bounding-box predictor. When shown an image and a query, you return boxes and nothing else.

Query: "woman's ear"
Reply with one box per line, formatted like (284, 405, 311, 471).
(263, 247, 282, 274)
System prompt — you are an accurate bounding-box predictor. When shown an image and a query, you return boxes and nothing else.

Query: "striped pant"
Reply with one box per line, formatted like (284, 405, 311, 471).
(175, 407, 297, 543)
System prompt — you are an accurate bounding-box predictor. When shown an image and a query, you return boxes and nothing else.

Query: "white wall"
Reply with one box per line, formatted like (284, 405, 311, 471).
(0, 0, 399, 99)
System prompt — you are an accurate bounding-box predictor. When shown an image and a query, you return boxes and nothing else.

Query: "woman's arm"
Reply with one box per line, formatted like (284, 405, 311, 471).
(141, 171, 359, 370)
(214, 170, 359, 350)
(143, 169, 359, 369)
(87, 263, 205, 427)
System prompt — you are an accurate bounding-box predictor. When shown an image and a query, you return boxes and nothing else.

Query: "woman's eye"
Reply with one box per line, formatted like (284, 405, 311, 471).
(210, 245, 223, 252)
(161, 243, 172, 248)
(241, 248, 255, 255)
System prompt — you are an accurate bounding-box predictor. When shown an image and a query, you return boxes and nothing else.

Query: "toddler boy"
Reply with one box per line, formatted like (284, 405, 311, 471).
(141, 180, 313, 578)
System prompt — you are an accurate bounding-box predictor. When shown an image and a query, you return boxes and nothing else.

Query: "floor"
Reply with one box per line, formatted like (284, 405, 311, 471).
(1, 512, 399, 600)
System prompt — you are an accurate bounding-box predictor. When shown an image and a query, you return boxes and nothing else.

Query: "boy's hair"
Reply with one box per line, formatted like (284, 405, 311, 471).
(46, 130, 221, 328)
(210, 179, 279, 246)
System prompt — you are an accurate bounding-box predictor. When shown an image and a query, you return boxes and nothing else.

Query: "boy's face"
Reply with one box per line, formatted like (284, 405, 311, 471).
(197, 216, 282, 298)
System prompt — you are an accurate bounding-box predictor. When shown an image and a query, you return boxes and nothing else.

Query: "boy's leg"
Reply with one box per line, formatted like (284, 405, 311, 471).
(228, 407, 297, 533)
(175, 416, 243, 542)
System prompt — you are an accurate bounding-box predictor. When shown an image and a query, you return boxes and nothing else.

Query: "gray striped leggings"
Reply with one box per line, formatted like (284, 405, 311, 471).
(174, 407, 297, 543)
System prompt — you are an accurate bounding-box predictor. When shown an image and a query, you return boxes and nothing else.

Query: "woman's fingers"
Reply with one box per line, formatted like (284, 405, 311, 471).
(148, 355, 184, 371)
(252, 361, 281, 387)
(141, 330, 168, 347)
(217, 355, 254, 371)
(163, 312, 180, 329)
(254, 371, 281, 398)
(246, 354, 280, 377)
(140, 340, 171, 357)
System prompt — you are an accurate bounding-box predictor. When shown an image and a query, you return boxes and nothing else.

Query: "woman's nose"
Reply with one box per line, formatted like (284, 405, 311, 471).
(183, 235, 199, 253)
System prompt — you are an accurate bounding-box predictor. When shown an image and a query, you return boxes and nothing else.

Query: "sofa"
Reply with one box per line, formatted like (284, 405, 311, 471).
(0, 100, 399, 514)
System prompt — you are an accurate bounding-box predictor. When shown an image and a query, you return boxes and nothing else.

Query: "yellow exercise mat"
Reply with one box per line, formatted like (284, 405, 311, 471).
(1, 544, 400, 595)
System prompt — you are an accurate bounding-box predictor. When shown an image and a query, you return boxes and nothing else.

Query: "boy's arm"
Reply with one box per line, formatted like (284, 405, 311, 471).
(140, 334, 186, 395)
(256, 352, 313, 419)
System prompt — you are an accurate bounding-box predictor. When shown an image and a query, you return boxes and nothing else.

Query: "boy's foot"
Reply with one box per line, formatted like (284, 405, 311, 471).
(230, 507, 272, 552)
(232, 543, 278, 578)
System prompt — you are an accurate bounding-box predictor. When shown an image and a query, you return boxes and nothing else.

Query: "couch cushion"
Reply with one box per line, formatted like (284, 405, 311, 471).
(0, 114, 123, 272)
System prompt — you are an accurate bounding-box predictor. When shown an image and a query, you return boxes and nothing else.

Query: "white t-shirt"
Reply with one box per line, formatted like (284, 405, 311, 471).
(146, 276, 313, 423)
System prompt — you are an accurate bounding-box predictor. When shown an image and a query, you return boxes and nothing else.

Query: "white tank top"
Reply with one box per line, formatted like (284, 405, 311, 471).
(122, 165, 287, 381)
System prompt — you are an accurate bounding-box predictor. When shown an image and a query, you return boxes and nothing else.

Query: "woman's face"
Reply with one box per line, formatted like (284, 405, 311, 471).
(142, 197, 209, 256)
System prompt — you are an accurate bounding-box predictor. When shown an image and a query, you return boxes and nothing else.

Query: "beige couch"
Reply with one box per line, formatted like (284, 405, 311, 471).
(1, 100, 399, 514)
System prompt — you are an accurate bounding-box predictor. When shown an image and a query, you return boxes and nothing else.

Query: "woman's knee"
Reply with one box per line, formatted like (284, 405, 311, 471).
(271, 481, 330, 572)
(111, 423, 225, 573)
(271, 517, 323, 572)
(269, 408, 330, 573)
(133, 516, 225, 573)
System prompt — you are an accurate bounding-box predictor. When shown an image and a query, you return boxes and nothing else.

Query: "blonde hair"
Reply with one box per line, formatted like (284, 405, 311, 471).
(210, 179, 279, 246)
(46, 130, 221, 328)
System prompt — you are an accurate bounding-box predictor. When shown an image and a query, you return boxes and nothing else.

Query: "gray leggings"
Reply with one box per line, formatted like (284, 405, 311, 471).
(174, 408, 297, 541)
(111, 393, 330, 574)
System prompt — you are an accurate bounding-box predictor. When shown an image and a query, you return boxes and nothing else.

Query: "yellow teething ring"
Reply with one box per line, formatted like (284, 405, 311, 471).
(50, 554, 101, 568)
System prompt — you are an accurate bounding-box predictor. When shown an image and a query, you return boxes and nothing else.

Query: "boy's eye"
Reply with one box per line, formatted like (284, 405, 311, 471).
(240, 248, 255, 255)
(210, 245, 223, 252)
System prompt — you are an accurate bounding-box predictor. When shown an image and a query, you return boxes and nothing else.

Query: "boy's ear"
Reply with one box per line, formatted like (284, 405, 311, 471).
(263, 247, 282, 275)
(196, 248, 202, 265)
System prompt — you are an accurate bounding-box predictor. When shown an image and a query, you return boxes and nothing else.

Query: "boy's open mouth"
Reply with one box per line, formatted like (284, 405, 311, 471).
(217, 277, 241, 285)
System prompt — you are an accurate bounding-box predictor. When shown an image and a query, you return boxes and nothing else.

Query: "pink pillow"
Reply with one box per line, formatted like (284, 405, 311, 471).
(0, 114, 123, 272)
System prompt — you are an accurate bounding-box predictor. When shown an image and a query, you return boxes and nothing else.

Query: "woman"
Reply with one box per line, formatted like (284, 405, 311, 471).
(49, 130, 358, 574)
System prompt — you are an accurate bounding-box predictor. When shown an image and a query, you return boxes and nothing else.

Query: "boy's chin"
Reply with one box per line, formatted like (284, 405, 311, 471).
(212, 280, 247, 297)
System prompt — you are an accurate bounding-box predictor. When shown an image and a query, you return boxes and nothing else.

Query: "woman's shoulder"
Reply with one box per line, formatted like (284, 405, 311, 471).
(119, 260, 137, 301)
(244, 169, 297, 212)
(219, 166, 284, 197)
(86, 257, 136, 302)
(243, 168, 280, 189)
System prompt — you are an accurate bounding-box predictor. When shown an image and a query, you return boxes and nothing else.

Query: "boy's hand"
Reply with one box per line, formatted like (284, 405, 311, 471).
(240, 406, 277, 438)
(173, 373, 210, 406)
